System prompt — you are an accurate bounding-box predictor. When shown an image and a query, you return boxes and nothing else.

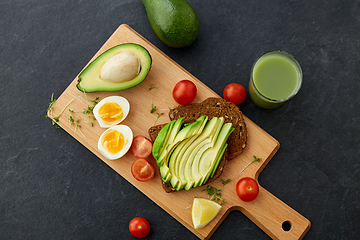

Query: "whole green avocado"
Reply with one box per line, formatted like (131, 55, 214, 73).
(141, 0, 200, 48)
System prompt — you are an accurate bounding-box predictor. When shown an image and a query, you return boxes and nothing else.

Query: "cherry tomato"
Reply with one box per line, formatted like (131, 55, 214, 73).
(129, 217, 150, 238)
(130, 135, 153, 158)
(236, 177, 259, 202)
(223, 83, 247, 105)
(172, 80, 197, 105)
(131, 158, 155, 182)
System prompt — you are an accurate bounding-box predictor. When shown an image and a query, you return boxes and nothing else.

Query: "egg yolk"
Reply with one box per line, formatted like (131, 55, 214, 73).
(98, 102, 123, 123)
(101, 129, 125, 154)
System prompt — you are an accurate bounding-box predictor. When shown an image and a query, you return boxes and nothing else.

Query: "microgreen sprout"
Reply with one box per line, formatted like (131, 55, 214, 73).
(237, 155, 262, 177)
(149, 84, 166, 125)
(220, 179, 231, 186)
(47, 93, 56, 113)
(47, 91, 98, 132)
(68, 109, 86, 138)
(150, 104, 157, 113)
(202, 185, 227, 205)
(68, 111, 80, 128)
(46, 93, 74, 128)
(46, 93, 59, 128)
(153, 112, 164, 126)
(149, 84, 159, 113)
(90, 97, 99, 105)
(69, 115, 74, 124)
(73, 95, 98, 126)
(83, 97, 98, 114)
(83, 106, 94, 114)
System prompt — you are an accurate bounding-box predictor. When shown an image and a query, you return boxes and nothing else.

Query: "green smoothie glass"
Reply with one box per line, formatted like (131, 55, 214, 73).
(249, 51, 302, 109)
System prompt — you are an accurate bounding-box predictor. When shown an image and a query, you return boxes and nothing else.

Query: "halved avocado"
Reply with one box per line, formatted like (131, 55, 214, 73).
(76, 43, 152, 93)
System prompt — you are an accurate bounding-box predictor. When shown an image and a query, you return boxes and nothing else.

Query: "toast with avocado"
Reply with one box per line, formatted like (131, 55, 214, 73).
(169, 98, 248, 159)
(148, 98, 248, 193)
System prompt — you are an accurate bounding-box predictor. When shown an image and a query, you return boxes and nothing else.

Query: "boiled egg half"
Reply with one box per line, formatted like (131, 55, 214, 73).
(98, 125, 133, 160)
(93, 96, 130, 128)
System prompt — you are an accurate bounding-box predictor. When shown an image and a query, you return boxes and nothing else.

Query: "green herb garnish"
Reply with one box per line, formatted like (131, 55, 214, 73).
(46, 94, 74, 128)
(46, 93, 59, 127)
(220, 179, 231, 186)
(237, 155, 262, 176)
(150, 104, 157, 113)
(47, 92, 98, 130)
(82, 96, 98, 114)
(83, 106, 93, 114)
(69, 115, 75, 124)
(149, 85, 166, 125)
(90, 97, 99, 105)
(47, 93, 57, 113)
(153, 112, 164, 125)
(149, 84, 159, 113)
(202, 185, 226, 205)
(149, 84, 157, 90)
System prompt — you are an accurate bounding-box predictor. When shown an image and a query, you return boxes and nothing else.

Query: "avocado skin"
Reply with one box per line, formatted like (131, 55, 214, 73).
(76, 43, 152, 93)
(141, 0, 199, 48)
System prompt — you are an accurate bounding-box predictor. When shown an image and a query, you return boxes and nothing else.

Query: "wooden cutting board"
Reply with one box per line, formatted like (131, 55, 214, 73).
(48, 24, 310, 240)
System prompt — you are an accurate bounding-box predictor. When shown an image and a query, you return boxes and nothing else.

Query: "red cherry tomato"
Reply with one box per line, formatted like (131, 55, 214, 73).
(130, 135, 153, 158)
(236, 177, 259, 202)
(172, 80, 197, 105)
(131, 158, 155, 182)
(129, 217, 150, 238)
(223, 83, 247, 105)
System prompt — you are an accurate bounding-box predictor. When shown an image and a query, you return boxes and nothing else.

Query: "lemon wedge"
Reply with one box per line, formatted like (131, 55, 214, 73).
(192, 198, 222, 229)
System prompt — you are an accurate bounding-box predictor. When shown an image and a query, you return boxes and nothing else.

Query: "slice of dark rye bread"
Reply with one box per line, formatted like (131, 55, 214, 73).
(148, 97, 248, 193)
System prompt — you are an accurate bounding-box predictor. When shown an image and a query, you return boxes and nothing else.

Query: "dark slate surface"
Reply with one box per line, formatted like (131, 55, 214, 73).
(1, 0, 360, 239)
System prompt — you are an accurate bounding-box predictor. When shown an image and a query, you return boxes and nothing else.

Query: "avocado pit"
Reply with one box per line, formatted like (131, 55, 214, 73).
(99, 51, 141, 83)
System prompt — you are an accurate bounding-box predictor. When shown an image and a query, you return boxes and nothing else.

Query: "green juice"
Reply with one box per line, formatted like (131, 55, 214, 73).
(249, 51, 302, 109)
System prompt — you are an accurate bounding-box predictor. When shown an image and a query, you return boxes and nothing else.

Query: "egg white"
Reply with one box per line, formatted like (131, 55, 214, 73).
(97, 125, 133, 160)
(93, 96, 130, 128)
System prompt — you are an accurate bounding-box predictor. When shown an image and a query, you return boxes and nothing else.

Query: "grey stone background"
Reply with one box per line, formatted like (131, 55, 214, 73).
(1, 0, 359, 239)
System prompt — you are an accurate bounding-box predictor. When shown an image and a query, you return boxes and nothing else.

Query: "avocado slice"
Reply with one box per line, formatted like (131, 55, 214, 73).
(210, 143, 228, 179)
(156, 117, 184, 167)
(152, 115, 233, 191)
(198, 123, 234, 186)
(181, 117, 223, 190)
(168, 135, 199, 189)
(191, 144, 211, 188)
(166, 115, 208, 173)
(152, 120, 174, 162)
(173, 115, 208, 143)
(192, 117, 225, 187)
(184, 117, 224, 189)
(157, 116, 206, 184)
(167, 116, 208, 190)
(160, 164, 172, 183)
(170, 135, 198, 191)
(76, 43, 152, 93)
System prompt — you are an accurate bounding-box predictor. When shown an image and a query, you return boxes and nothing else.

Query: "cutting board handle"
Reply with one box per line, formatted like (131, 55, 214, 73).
(232, 186, 311, 240)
